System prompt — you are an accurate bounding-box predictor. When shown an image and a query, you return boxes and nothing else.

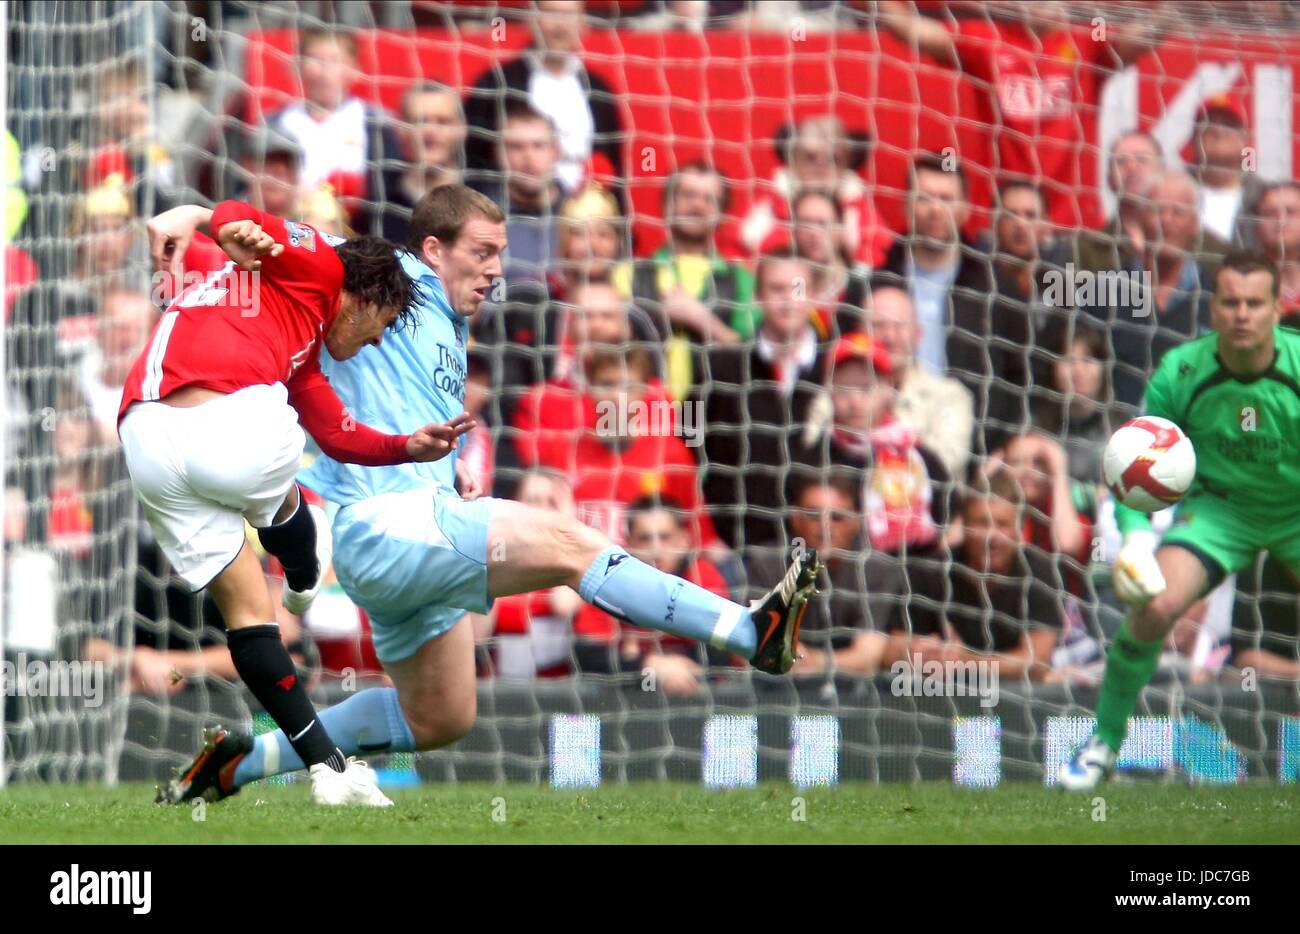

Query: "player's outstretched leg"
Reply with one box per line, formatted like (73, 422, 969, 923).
(1060, 545, 1208, 791)
(487, 501, 824, 675)
(257, 484, 333, 615)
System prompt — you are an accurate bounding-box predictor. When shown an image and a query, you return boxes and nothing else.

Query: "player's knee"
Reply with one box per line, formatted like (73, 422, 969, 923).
(405, 697, 477, 750)
(548, 515, 609, 580)
(1134, 593, 1181, 639)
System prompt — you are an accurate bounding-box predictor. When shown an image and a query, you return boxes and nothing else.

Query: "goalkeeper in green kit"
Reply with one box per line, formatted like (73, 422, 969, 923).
(1061, 252, 1298, 790)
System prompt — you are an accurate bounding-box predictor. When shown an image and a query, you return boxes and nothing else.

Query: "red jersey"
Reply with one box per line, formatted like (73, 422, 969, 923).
(951, 21, 1110, 228)
(120, 201, 410, 466)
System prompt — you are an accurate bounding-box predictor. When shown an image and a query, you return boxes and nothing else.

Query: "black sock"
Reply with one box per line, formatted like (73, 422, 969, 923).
(226, 624, 345, 772)
(258, 487, 319, 593)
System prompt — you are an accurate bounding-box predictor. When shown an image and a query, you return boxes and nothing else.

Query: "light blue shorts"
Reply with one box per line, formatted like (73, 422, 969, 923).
(330, 488, 501, 663)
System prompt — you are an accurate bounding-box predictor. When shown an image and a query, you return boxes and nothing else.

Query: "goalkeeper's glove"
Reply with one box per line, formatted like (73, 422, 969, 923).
(1112, 530, 1166, 607)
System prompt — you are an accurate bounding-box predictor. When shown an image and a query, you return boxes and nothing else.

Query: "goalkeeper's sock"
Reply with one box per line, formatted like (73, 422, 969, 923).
(257, 486, 319, 593)
(577, 546, 757, 657)
(226, 624, 347, 774)
(233, 687, 416, 788)
(1094, 619, 1164, 753)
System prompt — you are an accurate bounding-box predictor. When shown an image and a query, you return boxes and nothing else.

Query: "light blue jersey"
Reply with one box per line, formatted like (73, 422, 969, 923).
(299, 251, 468, 505)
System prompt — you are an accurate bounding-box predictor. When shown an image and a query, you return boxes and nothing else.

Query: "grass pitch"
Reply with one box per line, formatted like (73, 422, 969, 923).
(1, 782, 1296, 844)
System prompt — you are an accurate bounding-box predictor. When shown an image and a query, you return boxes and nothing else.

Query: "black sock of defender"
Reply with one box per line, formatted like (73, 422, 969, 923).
(226, 624, 345, 772)
(258, 486, 319, 593)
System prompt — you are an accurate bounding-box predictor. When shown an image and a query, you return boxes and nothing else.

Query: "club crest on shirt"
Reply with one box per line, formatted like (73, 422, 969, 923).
(285, 221, 316, 252)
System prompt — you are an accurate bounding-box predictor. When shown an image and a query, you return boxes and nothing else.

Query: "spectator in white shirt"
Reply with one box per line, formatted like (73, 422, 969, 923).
(463, 1, 624, 196)
(271, 28, 400, 213)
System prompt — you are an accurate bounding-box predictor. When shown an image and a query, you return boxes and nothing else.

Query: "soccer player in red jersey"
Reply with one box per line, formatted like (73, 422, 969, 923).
(124, 201, 471, 805)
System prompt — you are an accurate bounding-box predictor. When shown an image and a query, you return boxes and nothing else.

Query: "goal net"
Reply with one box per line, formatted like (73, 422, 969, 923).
(3, 0, 1298, 790)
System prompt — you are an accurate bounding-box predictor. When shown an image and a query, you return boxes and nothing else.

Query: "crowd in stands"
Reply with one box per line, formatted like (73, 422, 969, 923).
(4, 1, 1299, 703)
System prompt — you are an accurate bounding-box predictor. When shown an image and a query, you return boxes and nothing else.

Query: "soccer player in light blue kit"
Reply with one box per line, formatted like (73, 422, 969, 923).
(158, 186, 821, 805)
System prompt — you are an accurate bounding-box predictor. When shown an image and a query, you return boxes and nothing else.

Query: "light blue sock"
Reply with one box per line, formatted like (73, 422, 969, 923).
(234, 687, 416, 788)
(578, 546, 757, 658)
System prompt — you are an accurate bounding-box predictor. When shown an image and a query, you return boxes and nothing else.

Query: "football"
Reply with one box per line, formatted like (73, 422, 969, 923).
(1102, 416, 1197, 513)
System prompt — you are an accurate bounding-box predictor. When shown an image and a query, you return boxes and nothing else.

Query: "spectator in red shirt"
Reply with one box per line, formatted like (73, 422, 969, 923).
(574, 496, 738, 694)
(879, 1, 1169, 228)
(738, 115, 893, 269)
(514, 346, 720, 550)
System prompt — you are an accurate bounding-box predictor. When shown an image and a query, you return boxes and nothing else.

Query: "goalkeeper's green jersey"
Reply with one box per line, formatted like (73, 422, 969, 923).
(1116, 327, 1300, 535)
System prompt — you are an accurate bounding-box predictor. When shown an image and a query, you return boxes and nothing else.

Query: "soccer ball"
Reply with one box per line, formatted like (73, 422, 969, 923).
(1102, 416, 1197, 513)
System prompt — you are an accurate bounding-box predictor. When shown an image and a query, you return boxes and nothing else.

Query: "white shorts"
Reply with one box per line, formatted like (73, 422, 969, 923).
(120, 383, 305, 591)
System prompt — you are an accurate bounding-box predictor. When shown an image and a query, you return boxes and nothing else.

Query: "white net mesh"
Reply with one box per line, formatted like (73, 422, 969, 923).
(3, 1, 1299, 789)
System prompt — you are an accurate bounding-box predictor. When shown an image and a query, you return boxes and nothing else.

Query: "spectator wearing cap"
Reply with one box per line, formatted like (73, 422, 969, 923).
(463, 0, 624, 195)
(1187, 98, 1259, 245)
(269, 28, 400, 210)
(865, 285, 973, 478)
(737, 115, 893, 269)
(624, 162, 759, 400)
(794, 331, 953, 563)
(744, 475, 903, 677)
(355, 81, 467, 244)
(1250, 181, 1300, 320)
(699, 249, 831, 553)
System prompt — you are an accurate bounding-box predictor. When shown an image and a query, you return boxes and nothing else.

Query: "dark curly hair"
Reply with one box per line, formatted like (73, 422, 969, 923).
(334, 236, 423, 330)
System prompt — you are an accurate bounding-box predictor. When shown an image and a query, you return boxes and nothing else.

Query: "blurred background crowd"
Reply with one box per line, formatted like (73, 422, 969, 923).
(3, 0, 1299, 708)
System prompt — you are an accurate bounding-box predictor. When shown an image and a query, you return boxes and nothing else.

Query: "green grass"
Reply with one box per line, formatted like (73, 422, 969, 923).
(1, 782, 1297, 843)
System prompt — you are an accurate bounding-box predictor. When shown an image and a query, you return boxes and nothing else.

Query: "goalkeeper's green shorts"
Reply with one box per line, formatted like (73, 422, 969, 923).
(1160, 492, 1300, 587)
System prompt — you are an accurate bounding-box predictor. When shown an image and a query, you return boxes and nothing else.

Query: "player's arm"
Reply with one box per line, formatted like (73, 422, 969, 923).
(877, 1, 958, 66)
(148, 202, 283, 277)
(208, 200, 334, 290)
(287, 359, 475, 466)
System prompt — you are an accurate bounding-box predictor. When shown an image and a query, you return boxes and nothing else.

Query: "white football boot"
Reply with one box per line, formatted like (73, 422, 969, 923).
(282, 504, 333, 616)
(1058, 735, 1117, 792)
(309, 758, 394, 807)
